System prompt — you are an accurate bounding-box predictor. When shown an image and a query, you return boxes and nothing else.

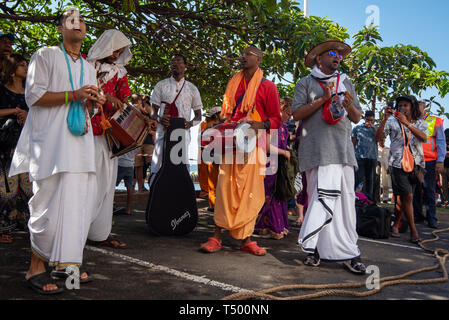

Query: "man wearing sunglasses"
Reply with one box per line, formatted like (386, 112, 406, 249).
(292, 40, 366, 275)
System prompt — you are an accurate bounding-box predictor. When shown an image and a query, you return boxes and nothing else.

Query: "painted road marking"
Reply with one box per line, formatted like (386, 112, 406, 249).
(359, 237, 424, 251)
(86, 245, 252, 294)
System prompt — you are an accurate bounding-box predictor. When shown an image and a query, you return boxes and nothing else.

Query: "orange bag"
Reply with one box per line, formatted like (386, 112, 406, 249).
(400, 122, 414, 173)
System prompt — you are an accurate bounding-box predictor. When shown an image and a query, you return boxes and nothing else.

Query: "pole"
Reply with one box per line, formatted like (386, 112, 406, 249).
(304, 0, 309, 17)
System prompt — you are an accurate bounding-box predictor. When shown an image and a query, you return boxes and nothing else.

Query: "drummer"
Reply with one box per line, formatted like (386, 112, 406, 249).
(86, 29, 133, 249)
(200, 46, 282, 256)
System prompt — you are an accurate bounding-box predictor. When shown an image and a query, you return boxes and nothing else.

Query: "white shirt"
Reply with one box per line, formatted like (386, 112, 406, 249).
(9, 46, 97, 181)
(149, 77, 202, 173)
(150, 76, 202, 121)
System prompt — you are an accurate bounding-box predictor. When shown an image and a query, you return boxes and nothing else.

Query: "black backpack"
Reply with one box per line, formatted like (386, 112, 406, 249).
(355, 198, 391, 239)
(274, 150, 299, 201)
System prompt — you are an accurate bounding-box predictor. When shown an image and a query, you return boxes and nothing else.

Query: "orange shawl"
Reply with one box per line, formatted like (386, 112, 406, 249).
(221, 68, 264, 119)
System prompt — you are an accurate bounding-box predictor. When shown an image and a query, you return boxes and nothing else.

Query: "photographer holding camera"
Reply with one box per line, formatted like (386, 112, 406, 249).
(375, 96, 427, 243)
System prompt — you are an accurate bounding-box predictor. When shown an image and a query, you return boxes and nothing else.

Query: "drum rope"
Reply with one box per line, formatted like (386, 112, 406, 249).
(221, 227, 449, 300)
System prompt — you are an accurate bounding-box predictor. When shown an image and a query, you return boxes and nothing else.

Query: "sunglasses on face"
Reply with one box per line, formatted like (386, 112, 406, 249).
(327, 50, 343, 60)
(240, 51, 259, 58)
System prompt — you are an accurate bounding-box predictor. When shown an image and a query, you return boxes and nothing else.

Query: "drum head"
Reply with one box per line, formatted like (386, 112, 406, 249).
(234, 122, 257, 153)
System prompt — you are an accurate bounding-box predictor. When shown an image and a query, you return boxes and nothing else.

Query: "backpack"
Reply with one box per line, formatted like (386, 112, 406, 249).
(355, 198, 391, 239)
(274, 150, 299, 201)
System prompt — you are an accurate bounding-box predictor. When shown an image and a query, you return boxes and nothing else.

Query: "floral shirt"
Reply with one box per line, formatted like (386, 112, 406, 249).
(384, 117, 428, 169)
(90, 74, 132, 136)
(351, 124, 378, 160)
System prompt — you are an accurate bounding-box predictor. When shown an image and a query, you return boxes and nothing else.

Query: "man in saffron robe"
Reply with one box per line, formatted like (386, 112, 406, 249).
(200, 47, 281, 256)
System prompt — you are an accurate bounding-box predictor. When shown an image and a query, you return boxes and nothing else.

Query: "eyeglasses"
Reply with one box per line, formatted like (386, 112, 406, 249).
(328, 50, 343, 60)
(240, 51, 260, 58)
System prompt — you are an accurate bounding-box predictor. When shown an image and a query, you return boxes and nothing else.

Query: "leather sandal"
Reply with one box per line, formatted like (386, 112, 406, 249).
(26, 272, 63, 295)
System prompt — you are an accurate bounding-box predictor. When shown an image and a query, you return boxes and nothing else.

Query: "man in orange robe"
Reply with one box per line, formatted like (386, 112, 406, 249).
(200, 47, 281, 256)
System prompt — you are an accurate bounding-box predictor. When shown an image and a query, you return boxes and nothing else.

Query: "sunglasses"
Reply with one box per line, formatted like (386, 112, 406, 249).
(240, 51, 260, 58)
(327, 50, 343, 60)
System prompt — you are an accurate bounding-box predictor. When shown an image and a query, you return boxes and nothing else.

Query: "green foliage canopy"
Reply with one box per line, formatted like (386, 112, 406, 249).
(1, 1, 448, 117)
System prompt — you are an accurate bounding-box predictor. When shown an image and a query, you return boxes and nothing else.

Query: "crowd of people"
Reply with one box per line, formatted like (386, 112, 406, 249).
(0, 7, 447, 295)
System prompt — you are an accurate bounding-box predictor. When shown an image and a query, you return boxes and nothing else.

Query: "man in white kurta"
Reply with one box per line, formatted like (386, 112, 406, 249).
(149, 55, 203, 185)
(9, 8, 102, 293)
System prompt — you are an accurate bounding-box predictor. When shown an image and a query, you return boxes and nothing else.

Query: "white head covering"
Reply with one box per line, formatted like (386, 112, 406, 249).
(87, 29, 132, 83)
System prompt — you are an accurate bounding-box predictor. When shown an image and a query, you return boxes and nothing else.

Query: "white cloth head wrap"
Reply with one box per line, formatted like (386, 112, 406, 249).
(87, 29, 132, 83)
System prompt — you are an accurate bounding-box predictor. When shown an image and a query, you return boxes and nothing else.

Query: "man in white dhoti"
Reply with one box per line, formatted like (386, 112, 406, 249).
(292, 40, 366, 274)
(148, 55, 203, 184)
(9, 8, 105, 294)
(86, 29, 133, 249)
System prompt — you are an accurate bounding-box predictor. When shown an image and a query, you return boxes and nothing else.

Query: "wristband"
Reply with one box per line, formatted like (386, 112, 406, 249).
(65, 91, 69, 105)
(72, 90, 77, 101)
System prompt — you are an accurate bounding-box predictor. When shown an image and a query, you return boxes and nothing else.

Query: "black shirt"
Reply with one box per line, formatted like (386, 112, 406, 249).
(0, 83, 28, 151)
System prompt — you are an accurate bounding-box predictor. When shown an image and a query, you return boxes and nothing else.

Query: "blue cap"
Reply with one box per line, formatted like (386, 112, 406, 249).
(0, 32, 15, 42)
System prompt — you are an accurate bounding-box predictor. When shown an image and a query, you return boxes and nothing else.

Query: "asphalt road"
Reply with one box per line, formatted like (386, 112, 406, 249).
(1, 191, 449, 304)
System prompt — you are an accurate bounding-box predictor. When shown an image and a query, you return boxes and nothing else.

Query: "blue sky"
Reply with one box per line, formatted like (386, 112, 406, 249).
(306, 0, 449, 124)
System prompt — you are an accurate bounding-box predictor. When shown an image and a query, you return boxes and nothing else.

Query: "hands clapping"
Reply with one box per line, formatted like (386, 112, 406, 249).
(15, 107, 28, 126)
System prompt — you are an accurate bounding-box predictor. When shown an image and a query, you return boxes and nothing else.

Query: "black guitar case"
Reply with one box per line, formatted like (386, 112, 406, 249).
(145, 117, 198, 236)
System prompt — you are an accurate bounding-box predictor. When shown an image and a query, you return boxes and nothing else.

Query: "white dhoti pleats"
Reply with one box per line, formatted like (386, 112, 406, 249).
(88, 136, 118, 242)
(28, 172, 97, 267)
(298, 164, 360, 261)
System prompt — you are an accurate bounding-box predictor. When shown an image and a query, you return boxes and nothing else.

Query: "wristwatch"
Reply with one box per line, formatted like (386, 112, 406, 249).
(263, 120, 271, 130)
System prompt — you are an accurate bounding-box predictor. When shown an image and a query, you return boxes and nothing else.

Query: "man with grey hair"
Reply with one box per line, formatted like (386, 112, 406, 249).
(292, 40, 366, 274)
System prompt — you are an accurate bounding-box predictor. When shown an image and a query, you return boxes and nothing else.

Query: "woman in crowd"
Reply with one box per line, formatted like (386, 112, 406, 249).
(0, 54, 32, 243)
(255, 98, 292, 239)
(294, 120, 307, 228)
(375, 96, 427, 243)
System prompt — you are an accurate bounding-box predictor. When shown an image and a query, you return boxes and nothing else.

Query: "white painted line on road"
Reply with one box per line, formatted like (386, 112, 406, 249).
(359, 237, 423, 251)
(86, 245, 252, 294)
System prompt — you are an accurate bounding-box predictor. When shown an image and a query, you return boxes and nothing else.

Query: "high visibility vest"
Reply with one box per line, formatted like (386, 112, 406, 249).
(422, 113, 444, 161)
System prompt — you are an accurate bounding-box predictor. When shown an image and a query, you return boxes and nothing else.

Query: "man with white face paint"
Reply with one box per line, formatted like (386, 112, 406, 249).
(86, 29, 133, 249)
(9, 7, 104, 294)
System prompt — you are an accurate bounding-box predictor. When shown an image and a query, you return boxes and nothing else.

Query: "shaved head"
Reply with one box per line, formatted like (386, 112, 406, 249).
(246, 46, 263, 58)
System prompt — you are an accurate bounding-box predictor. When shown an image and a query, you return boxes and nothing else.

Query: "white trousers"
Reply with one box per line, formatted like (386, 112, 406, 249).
(298, 164, 361, 261)
(28, 172, 97, 267)
(88, 136, 118, 241)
